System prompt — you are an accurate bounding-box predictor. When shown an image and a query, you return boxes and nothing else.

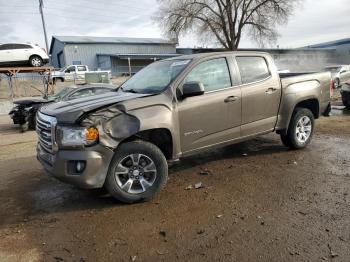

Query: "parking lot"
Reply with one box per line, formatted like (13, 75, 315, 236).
(0, 93, 349, 261)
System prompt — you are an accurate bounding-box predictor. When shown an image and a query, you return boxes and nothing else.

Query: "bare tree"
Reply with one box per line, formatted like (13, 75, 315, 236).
(156, 0, 300, 50)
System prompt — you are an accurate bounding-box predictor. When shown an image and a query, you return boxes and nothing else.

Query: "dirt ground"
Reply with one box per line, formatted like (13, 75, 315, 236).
(0, 105, 349, 262)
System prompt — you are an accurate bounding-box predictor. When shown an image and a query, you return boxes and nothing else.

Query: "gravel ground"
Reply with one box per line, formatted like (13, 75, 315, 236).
(0, 106, 349, 262)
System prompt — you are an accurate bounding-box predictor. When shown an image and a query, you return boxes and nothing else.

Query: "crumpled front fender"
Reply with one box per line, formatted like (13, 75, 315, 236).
(81, 105, 140, 148)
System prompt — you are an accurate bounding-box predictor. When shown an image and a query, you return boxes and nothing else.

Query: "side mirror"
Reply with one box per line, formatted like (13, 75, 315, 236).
(182, 81, 205, 98)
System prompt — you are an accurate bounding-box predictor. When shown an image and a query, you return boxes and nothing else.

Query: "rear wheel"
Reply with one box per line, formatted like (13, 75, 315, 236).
(342, 95, 350, 108)
(29, 56, 43, 67)
(105, 141, 168, 203)
(280, 108, 314, 149)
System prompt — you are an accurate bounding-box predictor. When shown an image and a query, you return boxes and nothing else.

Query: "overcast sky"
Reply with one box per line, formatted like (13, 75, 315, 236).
(0, 0, 349, 49)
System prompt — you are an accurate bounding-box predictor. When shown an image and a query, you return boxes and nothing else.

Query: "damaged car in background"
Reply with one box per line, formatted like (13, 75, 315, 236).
(323, 65, 350, 88)
(36, 52, 332, 203)
(340, 80, 350, 108)
(9, 84, 116, 131)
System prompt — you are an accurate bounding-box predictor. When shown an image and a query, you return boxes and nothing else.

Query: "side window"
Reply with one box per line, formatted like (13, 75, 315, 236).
(65, 66, 76, 73)
(236, 56, 271, 84)
(68, 89, 93, 100)
(184, 58, 231, 92)
(94, 88, 111, 95)
(0, 44, 12, 50)
(77, 66, 87, 72)
(17, 44, 32, 49)
(10, 44, 25, 49)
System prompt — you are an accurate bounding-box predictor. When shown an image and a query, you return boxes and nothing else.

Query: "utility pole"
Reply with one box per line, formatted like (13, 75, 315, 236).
(39, 0, 49, 55)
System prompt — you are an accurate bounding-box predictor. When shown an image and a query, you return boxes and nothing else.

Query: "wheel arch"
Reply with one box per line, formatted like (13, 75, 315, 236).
(121, 128, 173, 160)
(29, 54, 43, 60)
(277, 98, 319, 135)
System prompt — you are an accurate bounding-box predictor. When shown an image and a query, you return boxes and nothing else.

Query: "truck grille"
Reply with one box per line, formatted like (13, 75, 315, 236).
(36, 112, 57, 153)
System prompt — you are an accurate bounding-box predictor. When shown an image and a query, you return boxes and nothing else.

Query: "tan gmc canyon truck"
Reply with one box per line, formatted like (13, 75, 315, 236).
(36, 52, 332, 203)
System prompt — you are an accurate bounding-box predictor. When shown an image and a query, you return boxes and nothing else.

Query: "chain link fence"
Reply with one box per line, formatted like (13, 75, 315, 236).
(0, 74, 52, 100)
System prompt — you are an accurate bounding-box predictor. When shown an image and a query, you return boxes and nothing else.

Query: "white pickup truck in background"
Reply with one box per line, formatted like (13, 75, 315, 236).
(51, 65, 112, 83)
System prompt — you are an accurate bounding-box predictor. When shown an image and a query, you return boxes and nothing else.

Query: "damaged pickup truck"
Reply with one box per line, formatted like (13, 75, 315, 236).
(36, 52, 332, 203)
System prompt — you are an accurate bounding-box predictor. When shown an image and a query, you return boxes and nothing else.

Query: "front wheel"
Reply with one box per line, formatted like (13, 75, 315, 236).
(105, 141, 168, 203)
(27, 113, 36, 130)
(280, 108, 315, 149)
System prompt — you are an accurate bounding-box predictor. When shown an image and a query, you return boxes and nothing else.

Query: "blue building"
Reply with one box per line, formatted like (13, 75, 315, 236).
(307, 37, 350, 64)
(49, 36, 178, 75)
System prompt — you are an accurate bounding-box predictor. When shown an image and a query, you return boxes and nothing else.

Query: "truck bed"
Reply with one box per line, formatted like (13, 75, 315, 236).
(280, 71, 331, 116)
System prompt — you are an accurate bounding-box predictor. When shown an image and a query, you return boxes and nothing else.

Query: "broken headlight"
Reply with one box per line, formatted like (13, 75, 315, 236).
(58, 126, 99, 146)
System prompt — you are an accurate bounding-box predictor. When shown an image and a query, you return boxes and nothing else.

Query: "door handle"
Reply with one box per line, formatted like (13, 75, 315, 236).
(224, 96, 239, 103)
(265, 88, 278, 94)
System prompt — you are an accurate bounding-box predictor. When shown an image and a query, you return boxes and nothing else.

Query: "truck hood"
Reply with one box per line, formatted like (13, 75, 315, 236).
(51, 71, 65, 77)
(40, 91, 151, 123)
(13, 97, 49, 105)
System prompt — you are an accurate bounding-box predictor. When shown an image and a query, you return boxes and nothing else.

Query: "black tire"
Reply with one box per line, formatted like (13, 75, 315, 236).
(105, 141, 168, 203)
(29, 55, 43, 67)
(342, 97, 350, 108)
(280, 108, 315, 149)
(28, 113, 36, 130)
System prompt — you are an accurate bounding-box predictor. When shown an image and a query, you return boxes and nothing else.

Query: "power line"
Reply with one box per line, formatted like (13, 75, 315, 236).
(0, 3, 154, 20)
(44, 7, 149, 20)
(44, 0, 150, 12)
(0, 11, 37, 15)
(0, 10, 154, 25)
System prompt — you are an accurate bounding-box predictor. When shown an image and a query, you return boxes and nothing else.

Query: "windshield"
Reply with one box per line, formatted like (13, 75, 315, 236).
(48, 87, 73, 100)
(121, 59, 191, 94)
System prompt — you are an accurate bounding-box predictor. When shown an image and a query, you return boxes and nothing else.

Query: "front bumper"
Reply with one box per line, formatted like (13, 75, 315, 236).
(37, 143, 114, 189)
(9, 107, 26, 124)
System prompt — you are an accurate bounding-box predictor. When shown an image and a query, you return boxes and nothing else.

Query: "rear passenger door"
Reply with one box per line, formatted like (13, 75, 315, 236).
(178, 57, 241, 153)
(12, 44, 32, 61)
(236, 56, 281, 137)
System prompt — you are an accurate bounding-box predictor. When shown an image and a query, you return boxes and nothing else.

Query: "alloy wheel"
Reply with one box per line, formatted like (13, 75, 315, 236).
(114, 153, 157, 194)
(295, 116, 312, 143)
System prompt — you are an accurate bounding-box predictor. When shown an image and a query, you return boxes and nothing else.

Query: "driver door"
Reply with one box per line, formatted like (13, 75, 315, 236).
(177, 57, 241, 154)
(64, 66, 76, 81)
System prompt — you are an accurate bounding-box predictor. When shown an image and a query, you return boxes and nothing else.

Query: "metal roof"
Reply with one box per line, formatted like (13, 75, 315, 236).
(97, 53, 180, 60)
(305, 37, 350, 48)
(53, 36, 176, 45)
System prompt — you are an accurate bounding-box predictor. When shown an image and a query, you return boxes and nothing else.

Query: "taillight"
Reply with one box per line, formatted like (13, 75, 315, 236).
(330, 79, 334, 97)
